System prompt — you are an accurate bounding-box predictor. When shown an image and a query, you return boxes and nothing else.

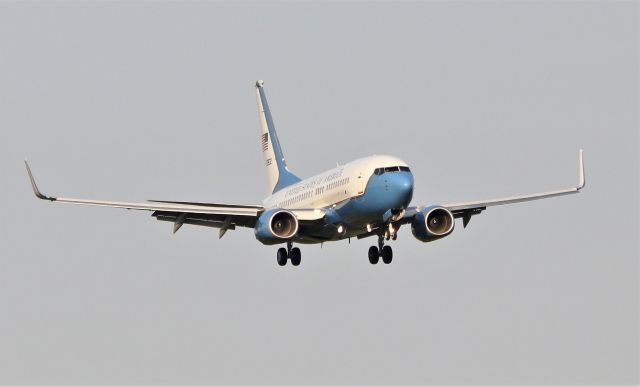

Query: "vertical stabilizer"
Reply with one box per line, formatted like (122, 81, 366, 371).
(255, 80, 301, 194)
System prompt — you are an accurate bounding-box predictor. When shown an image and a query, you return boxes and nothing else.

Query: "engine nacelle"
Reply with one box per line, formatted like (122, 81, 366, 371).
(411, 206, 455, 243)
(254, 208, 299, 245)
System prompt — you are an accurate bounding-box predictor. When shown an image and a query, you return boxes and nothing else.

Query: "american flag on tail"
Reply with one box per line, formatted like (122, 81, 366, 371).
(261, 133, 269, 152)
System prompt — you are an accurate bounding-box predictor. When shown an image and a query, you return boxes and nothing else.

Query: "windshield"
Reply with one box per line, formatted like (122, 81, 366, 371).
(374, 166, 411, 175)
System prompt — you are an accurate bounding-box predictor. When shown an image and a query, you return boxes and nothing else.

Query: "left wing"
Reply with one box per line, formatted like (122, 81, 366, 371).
(25, 161, 263, 237)
(405, 149, 585, 228)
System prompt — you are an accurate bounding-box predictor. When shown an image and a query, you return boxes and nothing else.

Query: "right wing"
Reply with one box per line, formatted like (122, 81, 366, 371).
(25, 161, 263, 237)
(400, 149, 585, 228)
(444, 149, 585, 227)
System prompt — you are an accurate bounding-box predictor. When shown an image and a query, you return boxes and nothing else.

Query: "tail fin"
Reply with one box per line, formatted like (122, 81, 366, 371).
(255, 80, 301, 194)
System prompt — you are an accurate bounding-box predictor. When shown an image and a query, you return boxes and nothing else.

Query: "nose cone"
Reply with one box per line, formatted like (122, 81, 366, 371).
(360, 170, 415, 214)
(388, 171, 414, 208)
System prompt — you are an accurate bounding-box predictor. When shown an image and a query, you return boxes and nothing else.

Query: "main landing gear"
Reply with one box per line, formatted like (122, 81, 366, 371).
(368, 231, 394, 265)
(277, 241, 301, 267)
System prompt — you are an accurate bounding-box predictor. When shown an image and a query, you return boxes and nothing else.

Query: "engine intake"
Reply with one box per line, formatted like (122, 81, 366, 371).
(411, 206, 455, 242)
(254, 209, 299, 245)
(426, 207, 454, 235)
(270, 210, 298, 239)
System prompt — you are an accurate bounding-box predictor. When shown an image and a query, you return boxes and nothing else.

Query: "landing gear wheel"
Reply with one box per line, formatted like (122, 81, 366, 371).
(290, 247, 301, 266)
(381, 245, 393, 264)
(368, 246, 379, 264)
(277, 248, 288, 266)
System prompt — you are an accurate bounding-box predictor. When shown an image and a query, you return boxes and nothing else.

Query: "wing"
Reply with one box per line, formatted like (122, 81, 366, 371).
(25, 161, 263, 237)
(407, 149, 585, 228)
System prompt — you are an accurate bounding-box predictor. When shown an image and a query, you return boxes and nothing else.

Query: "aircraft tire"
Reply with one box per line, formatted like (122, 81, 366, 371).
(381, 245, 393, 264)
(277, 248, 288, 266)
(290, 247, 301, 266)
(368, 246, 379, 264)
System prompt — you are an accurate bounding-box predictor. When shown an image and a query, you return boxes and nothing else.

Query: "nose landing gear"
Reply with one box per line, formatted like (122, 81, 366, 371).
(276, 241, 301, 267)
(368, 233, 393, 265)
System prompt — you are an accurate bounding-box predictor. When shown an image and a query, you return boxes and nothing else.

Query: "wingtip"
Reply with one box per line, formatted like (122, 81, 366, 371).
(578, 148, 585, 190)
(24, 160, 55, 201)
(255, 79, 264, 88)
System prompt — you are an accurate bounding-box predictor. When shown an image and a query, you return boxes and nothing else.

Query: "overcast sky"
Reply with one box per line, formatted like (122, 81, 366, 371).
(0, 1, 637, 385)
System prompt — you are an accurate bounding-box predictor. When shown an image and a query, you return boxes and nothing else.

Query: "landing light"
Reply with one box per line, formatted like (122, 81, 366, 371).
(366, 224, 372, 232)
(337, 225, 344, 233)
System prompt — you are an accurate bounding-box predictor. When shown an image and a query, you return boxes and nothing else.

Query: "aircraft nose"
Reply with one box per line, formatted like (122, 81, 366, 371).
(390, 171, 414, 207)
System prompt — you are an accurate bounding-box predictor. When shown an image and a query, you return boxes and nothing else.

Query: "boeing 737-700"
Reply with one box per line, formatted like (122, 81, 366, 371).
(26, 80, 585, 266)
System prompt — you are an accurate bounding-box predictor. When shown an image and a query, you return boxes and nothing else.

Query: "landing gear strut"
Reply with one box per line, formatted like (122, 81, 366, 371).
(277, 241, 301, 266)
(368, 233, 393, 265)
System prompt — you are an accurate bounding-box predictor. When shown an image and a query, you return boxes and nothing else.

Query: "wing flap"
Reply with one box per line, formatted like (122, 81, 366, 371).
(148, 199, 263, 210)
(152, 211, 257, 228)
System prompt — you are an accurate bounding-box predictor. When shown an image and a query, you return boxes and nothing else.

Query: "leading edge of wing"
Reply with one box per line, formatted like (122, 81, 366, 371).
(444, 149, 585, 212)
(24, 161, 262, 216)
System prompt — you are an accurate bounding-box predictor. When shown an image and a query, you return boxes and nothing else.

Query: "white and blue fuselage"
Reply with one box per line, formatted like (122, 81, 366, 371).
(261, 155, 414, 243)
(25, 80, 585, 266)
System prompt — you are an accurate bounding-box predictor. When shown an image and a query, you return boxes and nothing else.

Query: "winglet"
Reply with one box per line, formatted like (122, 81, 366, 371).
(578, 149, 585, 190)
(24, 161, 56, 201)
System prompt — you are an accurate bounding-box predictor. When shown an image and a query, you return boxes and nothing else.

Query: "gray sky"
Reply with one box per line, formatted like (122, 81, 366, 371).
(0, 1, 637, 385)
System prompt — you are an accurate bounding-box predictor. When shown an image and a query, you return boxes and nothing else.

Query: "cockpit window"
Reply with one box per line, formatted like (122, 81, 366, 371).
(374, 166, 410, 175)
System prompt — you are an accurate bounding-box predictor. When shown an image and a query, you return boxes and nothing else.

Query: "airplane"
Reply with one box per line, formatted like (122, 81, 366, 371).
(25, 80, 585, 266)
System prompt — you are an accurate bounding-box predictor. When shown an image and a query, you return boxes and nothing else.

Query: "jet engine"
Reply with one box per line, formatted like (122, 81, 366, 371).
(254, 209, 299, 245)
(411, 205, 455, 242)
